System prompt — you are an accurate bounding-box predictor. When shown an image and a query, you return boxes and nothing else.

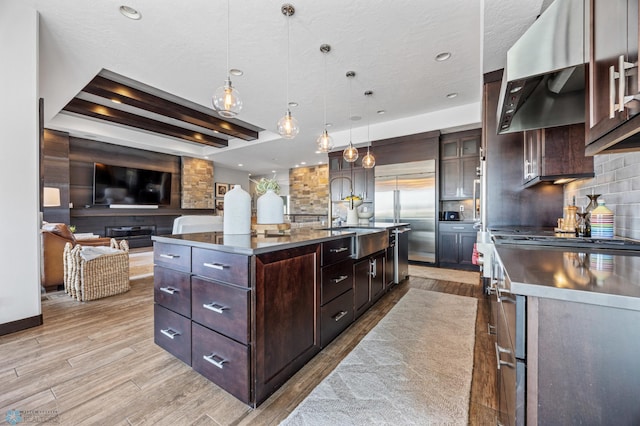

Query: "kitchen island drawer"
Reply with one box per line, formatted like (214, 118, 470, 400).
(192, 322, 250, 404)
(322, 237, 353, 266)
(321, 258, 353, 305)
(320, 289, 354, 348)
(154, 304, 191, 365)
(154, 242, 191, 272)
(154, 266, 191, 317)
(191, 277, 250, 344)
(192, 248, 249, 287)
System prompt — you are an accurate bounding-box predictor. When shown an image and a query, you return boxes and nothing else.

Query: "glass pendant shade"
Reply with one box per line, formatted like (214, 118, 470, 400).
(316, 129, 334, 152)
(213, 78, 242, 118)
(343, 143, 359, 162)
(362, 150, 375, 168)
(277, 110, 300, 139)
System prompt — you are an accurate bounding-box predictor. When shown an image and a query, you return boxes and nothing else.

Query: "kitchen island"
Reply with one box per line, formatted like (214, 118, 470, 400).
(490, 243, 640, 425)
(151, 227, 391, 407)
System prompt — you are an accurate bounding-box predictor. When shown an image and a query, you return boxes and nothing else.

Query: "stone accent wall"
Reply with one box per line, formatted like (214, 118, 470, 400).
(289, 165, 329, 215)
(565, 152, 640, 240)
(181, 157, 214, 209)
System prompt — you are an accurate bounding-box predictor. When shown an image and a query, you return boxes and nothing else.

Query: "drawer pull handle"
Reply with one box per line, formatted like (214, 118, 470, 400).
(452, 226, 465, 230)
(331, 275, 349, 284)
(329, 247, 349, 253)
(203, 262, 228, 270)
(160, 254, 179, 259)
(203, 302, 228, 314)
(495, 342, 514, 370)
(203, 353, 227, 369)
(160, 328, 181, 340)
(160, 287, 178, 295)
(333, 310, 348, 322)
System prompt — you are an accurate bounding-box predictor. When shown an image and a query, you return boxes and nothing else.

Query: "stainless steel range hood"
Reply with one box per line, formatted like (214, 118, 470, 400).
(497, 0, 588, 134)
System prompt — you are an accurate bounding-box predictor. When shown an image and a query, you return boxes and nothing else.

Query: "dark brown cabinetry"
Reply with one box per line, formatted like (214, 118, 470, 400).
(522, 124, 593, 187)
(328, 150, 374, 202)
(586, 0, 640, 154)
(354, 250, 386, 319)
(320, 240, 354, 348)
(438, 222, 478, 271)
(440, 131, 480, 200)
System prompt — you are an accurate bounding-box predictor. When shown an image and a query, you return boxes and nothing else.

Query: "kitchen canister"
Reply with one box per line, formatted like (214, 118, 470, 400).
(589, 199, 614, 238)
(223, 185, 251, 234)
(257, 189, 284, 224)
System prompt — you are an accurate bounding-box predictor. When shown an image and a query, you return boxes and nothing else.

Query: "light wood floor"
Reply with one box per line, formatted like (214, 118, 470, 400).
(1, 267, 497, 425)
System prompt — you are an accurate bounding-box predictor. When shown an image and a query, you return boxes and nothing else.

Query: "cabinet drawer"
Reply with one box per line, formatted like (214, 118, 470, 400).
(154, 304, 191, 366)
(192, 248, 249, 287)
(191, 322, 250, 404)
(439, 222, 476, 233)
(191, 277, 250, 344)
(320, 289, 354, 348)
(154, 242, 191, 272)
(321, 258, 353, 305)
(322, 237, 353, 266)
(154, 266, 191, 317)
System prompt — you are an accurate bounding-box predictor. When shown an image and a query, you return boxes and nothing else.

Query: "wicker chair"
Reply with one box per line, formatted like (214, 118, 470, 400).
(63, 239, 130, 301)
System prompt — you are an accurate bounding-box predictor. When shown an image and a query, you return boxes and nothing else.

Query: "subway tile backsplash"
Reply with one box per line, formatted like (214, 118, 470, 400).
(565, 152, 640, 240)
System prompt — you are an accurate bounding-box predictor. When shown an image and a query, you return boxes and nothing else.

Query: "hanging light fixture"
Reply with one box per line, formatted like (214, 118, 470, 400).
(212, 0, 243, 117)
(316, 44, 333, 152)
(362, 90, 376, 169)
(277, 4, 299, 139)
(343, 71, 359, 163)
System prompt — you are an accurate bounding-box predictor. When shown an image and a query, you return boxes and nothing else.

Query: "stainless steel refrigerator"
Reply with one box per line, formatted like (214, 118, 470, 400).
(374, 160, 436, 263)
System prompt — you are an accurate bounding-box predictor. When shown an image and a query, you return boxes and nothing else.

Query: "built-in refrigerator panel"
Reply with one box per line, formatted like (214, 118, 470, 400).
(375, 160, 436, 263)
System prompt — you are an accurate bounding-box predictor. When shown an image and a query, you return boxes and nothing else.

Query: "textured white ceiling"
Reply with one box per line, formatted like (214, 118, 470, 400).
(17, 0, 543, 176)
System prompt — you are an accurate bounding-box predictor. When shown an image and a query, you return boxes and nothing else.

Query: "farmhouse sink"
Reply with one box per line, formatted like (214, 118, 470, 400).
(320, 227, 388, 259)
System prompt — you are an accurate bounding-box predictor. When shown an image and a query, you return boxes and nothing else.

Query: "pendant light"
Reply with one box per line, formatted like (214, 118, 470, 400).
(277, 4, 299, 139)
(212, 0, 243, 118)
(316, 44, 334, 152)
(362, 90, 376, 169)
(343, 71, 359, 163)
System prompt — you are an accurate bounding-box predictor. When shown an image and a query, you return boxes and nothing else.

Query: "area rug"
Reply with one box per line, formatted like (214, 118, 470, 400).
(409, 265, 480, 285)
(280, 289, 478, 425)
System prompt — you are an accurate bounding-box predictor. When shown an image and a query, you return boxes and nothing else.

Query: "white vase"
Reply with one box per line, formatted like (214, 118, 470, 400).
(223, 185, 251, 234)
(257, 189, 284, 224)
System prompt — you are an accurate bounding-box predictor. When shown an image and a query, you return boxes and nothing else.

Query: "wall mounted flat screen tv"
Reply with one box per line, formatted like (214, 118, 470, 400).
(93, 163, 171, 206)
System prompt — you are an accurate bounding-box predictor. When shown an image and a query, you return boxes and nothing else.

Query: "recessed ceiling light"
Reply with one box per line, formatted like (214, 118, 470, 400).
(271, 170, 276, 173)
(435, 52, 451, 62)
(294, 164, 300, 167)
(315, 150, 321, 154)
(446, 92, 458, 99)
(318, 161, 324, 164)
(301, 161, 306, 165)
(119, 5, 141, 20)
(288, 101, 299, 107)
(377, 110, 386, 115)
(204, 156, 209, 159)
(229, 69, 243, 76)
(238, 163, 243, 167)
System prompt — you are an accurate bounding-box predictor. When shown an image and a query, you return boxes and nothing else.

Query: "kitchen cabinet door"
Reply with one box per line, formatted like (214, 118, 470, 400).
(440, 159, 461, 199)
(438, 231, 459, 265)
(460, 157, 479, 198)
(370, 251, 385, 302)
(588, 0, 640, 144)
(354, 259, 371, 318)
(458, 232, 477, 267)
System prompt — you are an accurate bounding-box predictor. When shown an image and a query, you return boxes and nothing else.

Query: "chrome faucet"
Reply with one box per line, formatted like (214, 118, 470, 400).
(328, 176, 353, 227)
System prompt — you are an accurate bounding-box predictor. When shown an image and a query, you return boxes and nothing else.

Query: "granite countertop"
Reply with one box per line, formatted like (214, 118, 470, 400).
(328, 222, 410, 230)
(152, 228, 360, 255)
(496, 245, 640, 311)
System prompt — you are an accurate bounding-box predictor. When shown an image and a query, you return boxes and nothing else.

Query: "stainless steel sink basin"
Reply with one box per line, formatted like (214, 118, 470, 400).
(319, 227, 388, 259)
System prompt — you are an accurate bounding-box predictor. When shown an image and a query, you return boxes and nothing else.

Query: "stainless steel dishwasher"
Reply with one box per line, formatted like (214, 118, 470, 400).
(394, 227, 410, 283)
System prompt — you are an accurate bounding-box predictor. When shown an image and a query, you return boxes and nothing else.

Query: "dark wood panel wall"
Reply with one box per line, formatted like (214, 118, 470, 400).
(68, 137, 181, 209)
(42, 129, 71, 224)
(483, 70, 564, 227)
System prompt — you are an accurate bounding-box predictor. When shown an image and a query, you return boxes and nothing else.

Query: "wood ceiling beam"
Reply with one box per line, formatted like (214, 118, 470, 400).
(63, 98, 229, 148)
(82, 75, 259, 141)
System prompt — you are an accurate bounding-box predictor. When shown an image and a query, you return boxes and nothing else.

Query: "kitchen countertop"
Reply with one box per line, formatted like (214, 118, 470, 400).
(327, 222, 409, 229)
(152, 228, 360, 256)
(496, 244, 640, 311)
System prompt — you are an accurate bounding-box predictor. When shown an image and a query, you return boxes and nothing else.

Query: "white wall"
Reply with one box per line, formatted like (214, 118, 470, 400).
(0, 2, 41, 325)
(213, 165, 250, 192)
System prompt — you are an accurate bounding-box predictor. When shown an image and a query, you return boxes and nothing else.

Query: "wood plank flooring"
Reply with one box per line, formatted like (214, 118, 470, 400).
(1, 266, 497, 425)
